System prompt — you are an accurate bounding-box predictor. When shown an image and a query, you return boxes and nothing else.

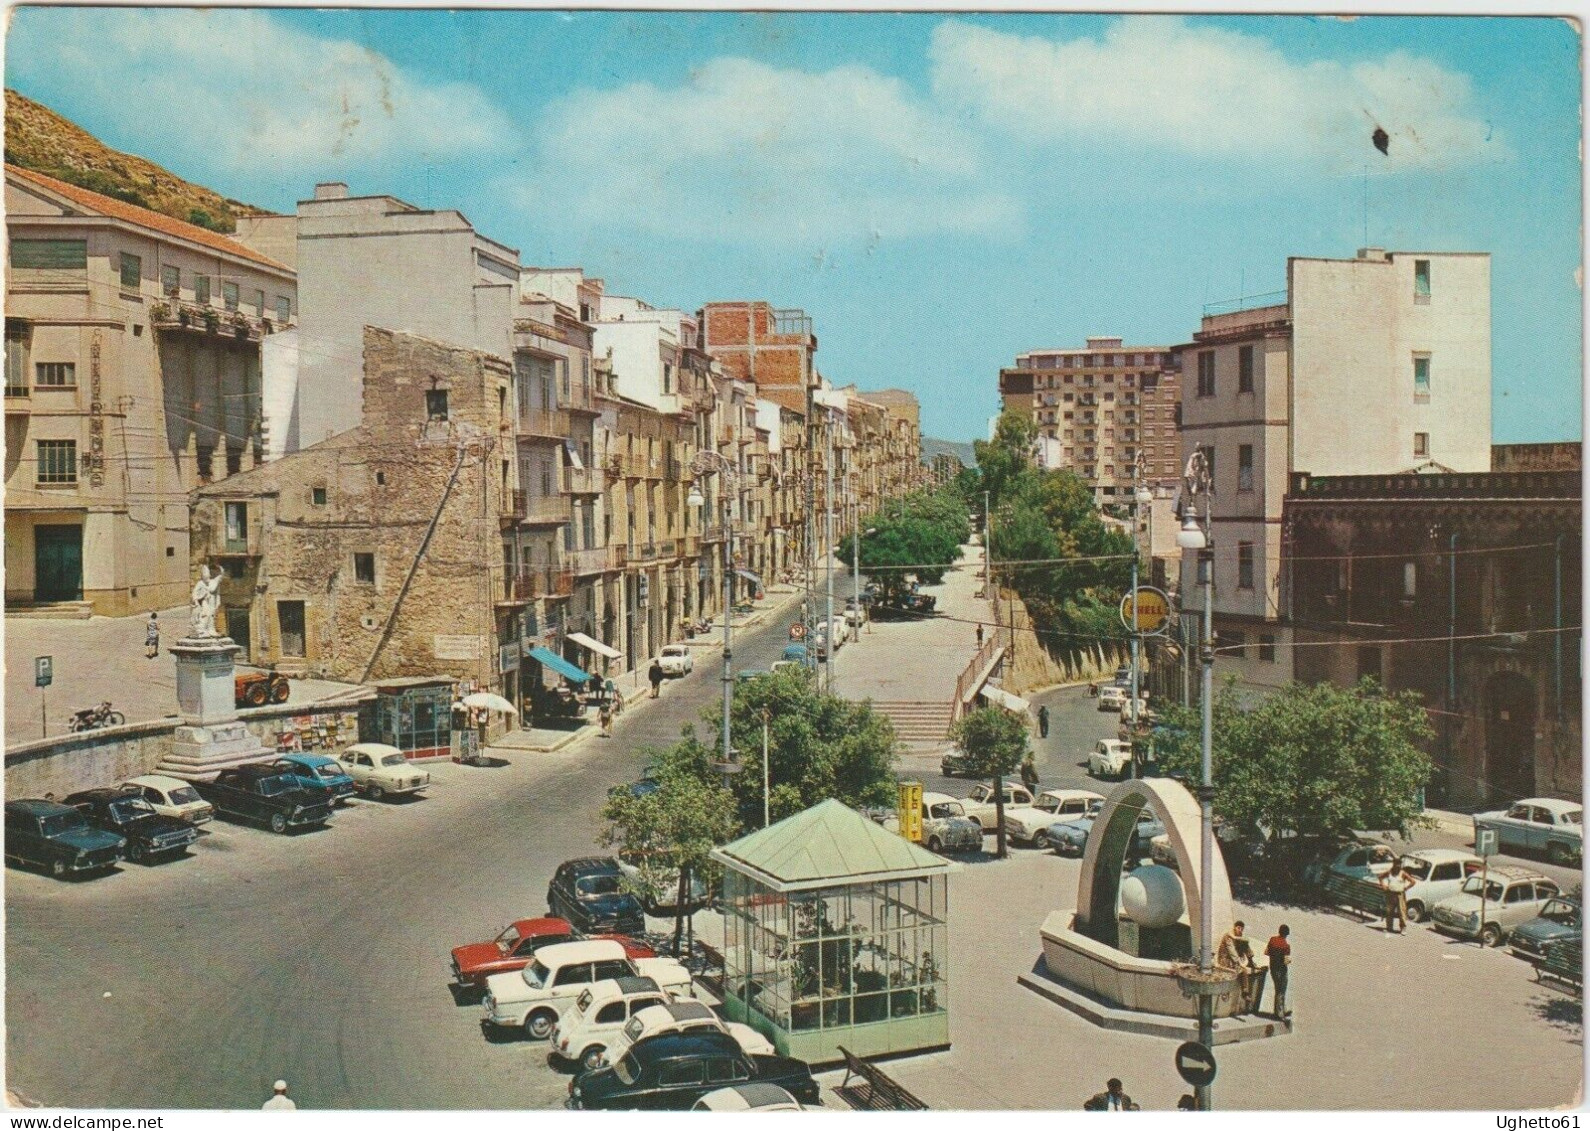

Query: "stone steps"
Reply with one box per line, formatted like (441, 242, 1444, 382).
(6, 600, 94, 619)
(872, 700, 954, 745)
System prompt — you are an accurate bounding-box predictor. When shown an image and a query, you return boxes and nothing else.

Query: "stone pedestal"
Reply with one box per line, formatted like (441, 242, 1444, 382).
(156, 636, 274, 782)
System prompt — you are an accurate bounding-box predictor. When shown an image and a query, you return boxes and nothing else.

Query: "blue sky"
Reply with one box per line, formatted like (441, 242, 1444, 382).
(9, 9, 1581, 443)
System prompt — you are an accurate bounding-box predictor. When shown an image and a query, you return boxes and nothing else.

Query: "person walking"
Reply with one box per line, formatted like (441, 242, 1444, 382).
(1020, 756, 1039, 794)
(1083, 1078, 1138, 1111)
(262, 1080, 296, 1111)
(145, 612, 160, 659)
(1265, 924, 1292, 1021)
(648, 659, 665, 699)
(975, 623, 984, 648)
(1037, 703, 1050, 739)
(1380, 864, 1409, 933)
(598, 700, 614, 738)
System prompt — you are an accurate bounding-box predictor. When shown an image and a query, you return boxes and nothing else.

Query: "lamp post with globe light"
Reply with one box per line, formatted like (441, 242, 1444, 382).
(688, 449, 736, 770)
(1176, 447, 1215, 1111)
(1128, 454, 1154, 775)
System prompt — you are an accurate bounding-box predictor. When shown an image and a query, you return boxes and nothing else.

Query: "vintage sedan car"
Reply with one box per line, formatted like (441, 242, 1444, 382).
(550, 977, 672, 1071)
(959, 782, 1035, 831)
(121, 774, 215, 826)
(939, 745, 975, 778)
(605, 1001, 774, 1070)
(1308, 842, 1398, 887)
(482, 939, 692, 1039)
(64, 789, 199, 864)
(4, 799, 124, 877)
(1003, 789, 1106, 846)
(657, 644, 694, 677)
(1041, 806, 1161, 859)
(693, 1084, 802, 1111)
(272, 754, 356, 802)
(340, 743, 430, 801)
(193, 765, 333, 833)
(568, 1030, 820, 1111)
(1097, 686, 1128, 712)
(1394, 849, 1484, 923)
(549, 857, 647, 936)
(1087, 739, 1133, 779)
(875, 792, 982, 853)
(1473, 798, 1583, 865)
(452, 917, 656, 991)
(1509, 897, 1582, 963)
(1430, 866, 1561, 946)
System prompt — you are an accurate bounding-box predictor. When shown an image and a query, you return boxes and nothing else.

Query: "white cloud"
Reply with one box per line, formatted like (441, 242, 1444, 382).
(526, 56, 1019, 244)
(929, 18, 1502, 170)
(10, 9, 514, 175)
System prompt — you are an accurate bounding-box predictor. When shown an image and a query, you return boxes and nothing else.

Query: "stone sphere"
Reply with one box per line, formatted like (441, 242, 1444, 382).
(1120, 864, 1187, 928)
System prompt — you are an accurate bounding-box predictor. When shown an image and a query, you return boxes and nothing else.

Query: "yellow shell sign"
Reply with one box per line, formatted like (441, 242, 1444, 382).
(1120, 586, 1171, 634)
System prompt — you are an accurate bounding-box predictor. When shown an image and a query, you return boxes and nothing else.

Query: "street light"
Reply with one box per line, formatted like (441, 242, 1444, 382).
(1126, 457, 1153, 778)
(689, 450, 737, 773)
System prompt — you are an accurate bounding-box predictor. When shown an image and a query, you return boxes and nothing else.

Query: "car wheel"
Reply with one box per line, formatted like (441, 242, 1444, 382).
(269, 812, 288, 834)
(128, 842, 146, 865)
(367, 785, 385, 802)
(580, 1046, 605, 1072)
(927, 836, 943, 853)
(50, 858, 67, 878)
(1548, 841, 1571, 866)
(526, 1010, 557, 1040)
(1405, 900, 1426, 924)
(1480, 923, 1503, 947)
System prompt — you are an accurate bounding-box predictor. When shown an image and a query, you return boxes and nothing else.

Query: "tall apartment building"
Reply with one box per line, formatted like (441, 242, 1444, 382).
(997, 337, 1181, 500)
(5, 165, 296, 615)
(1176, 248, 1492, 694)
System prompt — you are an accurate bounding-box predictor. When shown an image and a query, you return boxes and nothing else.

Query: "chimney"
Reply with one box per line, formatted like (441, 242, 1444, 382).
(1356, 247, 1389, 262)
(314, 183, 350, 201)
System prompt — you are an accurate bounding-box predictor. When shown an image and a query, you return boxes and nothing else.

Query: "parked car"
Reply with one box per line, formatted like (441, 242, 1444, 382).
(120, 774, 215, 826)
(1087, 739, 1133, 779)
(1042, 806, 1161, 859)
(959, 782, 1035, 831)
(234, 670, 291, 708)
(340, 743, 430, 801)
(939, 745, 975, 778)
(1002, 789, 1107, 846)
(568, 1029, 820, 1111)
(769, 660, 803, 676)
(63, 788, 199, 864)
(781, 643, 808, 664)
(550, 977, 673, 1071)
(735, 669, 771, 684)
(615, 853, 712, 917)
(272, 754, 356, 803)
(693, 1084, 803, 1112)
(1097, 686, 1128, 712)
(657, 644, 694, 677)
(1307, 842, 1398, 888)
(481, 939, 692, 1039)
(1508, 897, 1582, 963)
(1392, 849, 1485, 923)
(1111, 666, 1133, 688)
(192, 765, 333, 834)
(4, 799, 125, 877)
(1473, 798, 1583, 865)
(452, 917, 656, 991)
(549, 857, 647, 936)
(605, 1000, 775, 1070)
(843, 599, 867, 628)
(876, 792, 983, 853)
(1430, 866, 1562, 946)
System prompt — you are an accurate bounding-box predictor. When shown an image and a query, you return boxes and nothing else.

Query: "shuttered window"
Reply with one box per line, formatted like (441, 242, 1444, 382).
(10, 239, 87, 269)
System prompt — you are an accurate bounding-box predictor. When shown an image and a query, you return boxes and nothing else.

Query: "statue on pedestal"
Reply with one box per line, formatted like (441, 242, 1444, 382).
(190, 564, 223, 639)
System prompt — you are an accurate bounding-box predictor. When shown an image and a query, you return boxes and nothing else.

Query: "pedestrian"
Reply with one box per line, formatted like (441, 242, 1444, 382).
(599, 700, 613, 738)
(1216, 920, 1259, 1014)
(1083, 1078, 1138, 1111)
(1265, 924, 1292, 1021)
(1177, 1095, 1197, 1111)
(975, 623, 984, 648)
(1020, 756, 1039, 794)
(1037, 703, 1050, 739)
(648, 659, 664, 699)
(262, 1080, 296, 1111)
(1380, 861, 1410, 934)
(145, 612, 160, 659)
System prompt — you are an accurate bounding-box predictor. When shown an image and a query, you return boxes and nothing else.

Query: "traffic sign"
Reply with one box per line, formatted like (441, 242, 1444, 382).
(1120, 586, 1172, 634)
(1174, 1040, 1217, 1088)
(789, 622, 807, 640)
(34, 656, 52, 688)
(1476, 828, 1498, 858)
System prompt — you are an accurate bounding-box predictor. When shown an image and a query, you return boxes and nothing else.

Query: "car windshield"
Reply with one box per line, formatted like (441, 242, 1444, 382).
(495, 925, 522, 952)
(256, 776, 294, 796)
(167, 786, 202, 805)
(522, 961, 549, 989)
(577, 875, 621, 897)
(379, 754, 407, 768)
(108, 798, 155, 822)
(1540, 900, 1579, 924)
(1461, 876, 1504, 901)
(614, 1053, 640, 1087)
(39, 812, 88, 836)
(317, 763, 347, 779)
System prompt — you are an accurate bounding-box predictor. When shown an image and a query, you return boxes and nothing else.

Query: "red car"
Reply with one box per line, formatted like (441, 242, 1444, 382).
(449, 917, 654, 990)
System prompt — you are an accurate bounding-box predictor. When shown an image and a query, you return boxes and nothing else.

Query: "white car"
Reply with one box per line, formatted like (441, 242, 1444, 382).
(482, 939, 693, 1039)
(603, 999, 775, 1069)
(1396, 848, 1484, 923)
(1087, 739, 1133, 779)
(340, 743, 430, 800)
(657, 644, 694, 676)
(1097, 686, 1128, 711)
(960, 782, 1035, 831)
(694, 1084, 803, 1112)
(120, 774, 215, 825)
(1474, 797, 1583, 865)
(549, 976, 672, 1071)
(1002, 788, 1106, 845)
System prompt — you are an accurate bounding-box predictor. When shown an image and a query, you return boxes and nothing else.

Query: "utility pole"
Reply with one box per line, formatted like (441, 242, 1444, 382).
(824, 414, 836, 694)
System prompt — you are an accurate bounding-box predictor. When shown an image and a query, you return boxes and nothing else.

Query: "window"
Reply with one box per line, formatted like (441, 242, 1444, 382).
(354, 552, 375, 584)
(595, 1002, 627, 1025)
(119, 252, 142, 290)
(1414, 259, 1431, 302)
(161, 265, 180, 296)
(222, 281, 239, 311)
(6, 323, 27, 394)
(35, 362, 75, 387)
(659, 1061, 706, 1087)
(193, 275, 211, 305)
(1238, 345, 1254, 393)
(1196, 351, 1215, 397)
(1237, 444, 1254, 491)
(1258, 635, 1276, 662)
(252, 289, 266, 317)
(375, 470, 386, 486)
(425, 389, 449, 421)
(552, 963, 592, 988)
(1237, 542, 1255, 589)
(36, 439, 77, 484)
(1414, 432, 1429, 457)
(275, 296, 291, 323)
(1413, 355, 1431, 399)
(1403, 562, 1417, 599)
(224, 502, 248, 551)
(10, 238, 87, 269)
(311, 486, 328, 506)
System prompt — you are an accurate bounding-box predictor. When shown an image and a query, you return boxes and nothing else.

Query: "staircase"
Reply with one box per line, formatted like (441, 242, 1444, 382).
(873, 700, 954, 747)
(6, 600, 94, 619)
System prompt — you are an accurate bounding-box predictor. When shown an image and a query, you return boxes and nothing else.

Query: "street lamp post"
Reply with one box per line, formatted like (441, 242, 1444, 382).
(689, 451, 737, 770)
(1128, 457, 1152, 777)
(1176, 449, 1215, 1112)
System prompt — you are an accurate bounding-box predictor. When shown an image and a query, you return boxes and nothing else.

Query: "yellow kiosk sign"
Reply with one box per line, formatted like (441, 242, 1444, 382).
(897, 781, 923, 843)
(1120, 586, 1171, 635)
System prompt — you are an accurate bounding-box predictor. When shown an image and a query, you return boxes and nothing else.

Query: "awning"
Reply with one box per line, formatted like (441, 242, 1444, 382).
(566, 631, 621, 660)
(735, 569, 763, 589)
(980, 685, 1031, 715)
(527, 645, 592, 683)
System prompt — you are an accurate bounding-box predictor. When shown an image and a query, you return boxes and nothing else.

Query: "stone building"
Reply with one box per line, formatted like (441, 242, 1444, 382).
(1285, 469, 1580, 809)
(190, 327, 515, 695)
(1491, 442, 1582, 473)
(5, 164, 296, 615)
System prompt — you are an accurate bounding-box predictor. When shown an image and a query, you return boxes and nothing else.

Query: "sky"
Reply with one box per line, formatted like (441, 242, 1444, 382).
(7, 8, 1582, 443)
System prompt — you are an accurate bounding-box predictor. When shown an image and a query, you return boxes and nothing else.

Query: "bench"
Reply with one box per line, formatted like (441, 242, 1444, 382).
(1323, 873, 1391, 919)
(1534, 939, 1582, 993)
(838, 1045, 928, 1111)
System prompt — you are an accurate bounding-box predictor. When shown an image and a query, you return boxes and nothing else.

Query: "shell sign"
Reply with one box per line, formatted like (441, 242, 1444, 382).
(1120, 586, 1171, 634)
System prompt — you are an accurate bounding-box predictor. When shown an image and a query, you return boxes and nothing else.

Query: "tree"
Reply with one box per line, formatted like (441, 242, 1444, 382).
(949, 705, 1031, 858)
(1153, 678, 1435, 842)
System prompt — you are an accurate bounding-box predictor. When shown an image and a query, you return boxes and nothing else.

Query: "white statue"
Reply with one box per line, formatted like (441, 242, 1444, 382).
(190, 564, 222, 638)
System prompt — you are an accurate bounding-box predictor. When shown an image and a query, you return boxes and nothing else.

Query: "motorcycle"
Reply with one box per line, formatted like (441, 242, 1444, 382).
(68, 701, 125, 732)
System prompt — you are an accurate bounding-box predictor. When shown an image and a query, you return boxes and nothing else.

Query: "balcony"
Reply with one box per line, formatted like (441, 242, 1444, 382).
(566, 546, 611, 576)
(520, 493, 572, 526)
(718, 425, 737, 445)
(508, 566, 574, 601)
(663, 457, 685, 483)
(149, 300, 269, 343)
(564, 380, 597, 414)
(610, 544, 628, 569)
(657, 538, 678, 559)
(637, 541, 659, 562)
(702, 523, 727, 543)
(518, 406, 570, 439)
(564, 466, 605, 494)
(683, 535, 700, 558)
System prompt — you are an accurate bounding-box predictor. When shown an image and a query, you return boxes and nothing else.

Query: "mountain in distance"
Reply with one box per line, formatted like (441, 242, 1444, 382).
(4, 89, 268, 233)
(921, 437, 976, 468)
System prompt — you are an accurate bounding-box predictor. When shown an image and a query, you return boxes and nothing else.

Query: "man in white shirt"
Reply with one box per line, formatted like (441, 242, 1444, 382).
(262, 1080, 296, 1111)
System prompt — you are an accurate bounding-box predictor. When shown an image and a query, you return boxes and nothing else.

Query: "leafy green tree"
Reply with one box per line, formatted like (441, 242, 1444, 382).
(949, 705, 1031, 858)
(1153, 678, 1435, 842)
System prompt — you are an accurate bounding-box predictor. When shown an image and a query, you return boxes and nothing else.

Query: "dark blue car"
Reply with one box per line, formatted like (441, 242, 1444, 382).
(569, 1029, 819, 1110)
(272, 754, 356, 802)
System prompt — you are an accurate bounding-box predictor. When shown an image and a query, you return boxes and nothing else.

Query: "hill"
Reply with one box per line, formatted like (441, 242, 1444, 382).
(921, 437, 976, 468)
(4, 89, 266, 233)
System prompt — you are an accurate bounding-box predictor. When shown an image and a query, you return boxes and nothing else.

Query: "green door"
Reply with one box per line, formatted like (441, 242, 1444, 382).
(33, 524, 83, 602)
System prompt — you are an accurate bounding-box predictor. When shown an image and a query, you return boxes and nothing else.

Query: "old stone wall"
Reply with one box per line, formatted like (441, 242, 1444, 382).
(995, 585, 1129, 696)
